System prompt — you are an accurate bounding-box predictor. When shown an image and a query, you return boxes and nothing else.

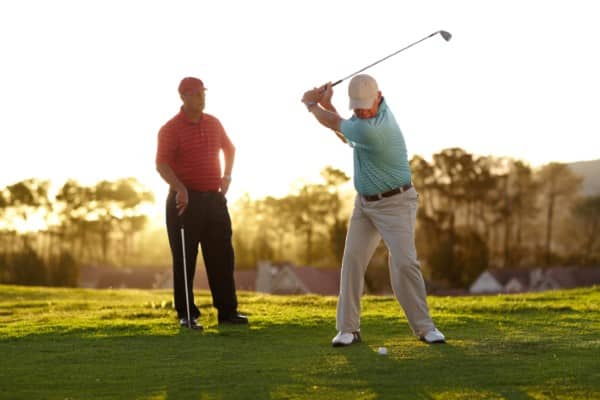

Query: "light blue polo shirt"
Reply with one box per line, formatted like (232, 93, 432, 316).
(340, 98, 412, 196)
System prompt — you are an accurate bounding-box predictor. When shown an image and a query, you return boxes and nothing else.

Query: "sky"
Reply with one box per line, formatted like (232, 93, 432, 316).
(1, 1, 599, 217)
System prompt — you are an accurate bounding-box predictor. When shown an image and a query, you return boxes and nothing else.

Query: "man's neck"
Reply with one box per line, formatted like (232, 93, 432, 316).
(183, 106, 203, 123)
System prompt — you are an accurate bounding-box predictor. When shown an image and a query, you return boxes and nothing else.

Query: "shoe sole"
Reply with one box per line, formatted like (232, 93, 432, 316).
(420, 338, 445, 344)
(332, 334, 361, 347)
(332, 341, 358, 347)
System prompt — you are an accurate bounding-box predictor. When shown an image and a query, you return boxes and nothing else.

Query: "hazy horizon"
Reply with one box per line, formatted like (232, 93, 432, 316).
(3, 151, 597, 205)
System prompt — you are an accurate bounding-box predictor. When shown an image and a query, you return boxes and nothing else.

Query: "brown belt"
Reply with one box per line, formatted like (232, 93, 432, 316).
(363, 184, 413, 201)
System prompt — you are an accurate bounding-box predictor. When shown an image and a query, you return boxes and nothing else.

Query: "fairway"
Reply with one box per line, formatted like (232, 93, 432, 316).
(1, 285, 598, 400)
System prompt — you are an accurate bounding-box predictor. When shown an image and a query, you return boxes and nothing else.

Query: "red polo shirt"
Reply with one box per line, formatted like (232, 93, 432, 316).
(156, 108, 234, 191)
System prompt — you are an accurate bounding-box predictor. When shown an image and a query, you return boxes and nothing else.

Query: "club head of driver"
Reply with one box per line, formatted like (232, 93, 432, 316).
(439, 30, 452, 42)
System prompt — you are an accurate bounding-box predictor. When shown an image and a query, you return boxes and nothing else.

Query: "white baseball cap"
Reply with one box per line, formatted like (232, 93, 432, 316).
(348, 74, 379, 109)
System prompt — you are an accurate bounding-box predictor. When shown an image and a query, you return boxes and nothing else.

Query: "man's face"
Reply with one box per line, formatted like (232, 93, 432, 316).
(181, 90, 205, 112)
(355, 108, 376, 119)
(353, 92, 381, 119)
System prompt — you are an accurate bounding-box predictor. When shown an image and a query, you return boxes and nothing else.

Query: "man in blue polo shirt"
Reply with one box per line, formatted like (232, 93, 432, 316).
(301, 74, 445, 347)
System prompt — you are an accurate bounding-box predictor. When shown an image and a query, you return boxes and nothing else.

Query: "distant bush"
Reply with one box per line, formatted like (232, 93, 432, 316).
(0, 248, 79, 287)
(7, 247, 47, 286)
(0, 253, 8, 283)
(48, 251, 79, 287)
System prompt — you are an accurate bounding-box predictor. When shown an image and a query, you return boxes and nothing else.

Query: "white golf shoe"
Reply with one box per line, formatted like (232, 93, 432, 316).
(420, 328, 445, 344)
(179, 318, 202, 330)
(332, 331, 361, 347)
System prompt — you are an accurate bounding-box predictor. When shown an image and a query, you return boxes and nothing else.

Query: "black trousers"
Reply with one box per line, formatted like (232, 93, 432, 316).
(166, 190, 238, 320)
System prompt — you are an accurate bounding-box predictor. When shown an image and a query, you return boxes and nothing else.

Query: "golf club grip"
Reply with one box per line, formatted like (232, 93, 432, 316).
(331, 79, 343, 87)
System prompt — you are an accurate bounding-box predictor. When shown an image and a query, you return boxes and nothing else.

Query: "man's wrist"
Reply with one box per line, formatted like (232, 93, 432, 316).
(222, 175, 232, 181)
(173, 183, 187, 193)
(304, 101, 317, 111)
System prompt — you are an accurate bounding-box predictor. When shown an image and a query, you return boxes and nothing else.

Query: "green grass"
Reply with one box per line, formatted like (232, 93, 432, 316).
(0, 285, 599, 400)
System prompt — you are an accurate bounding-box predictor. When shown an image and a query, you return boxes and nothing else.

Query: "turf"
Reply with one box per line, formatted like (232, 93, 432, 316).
(0, 284, 598, 399)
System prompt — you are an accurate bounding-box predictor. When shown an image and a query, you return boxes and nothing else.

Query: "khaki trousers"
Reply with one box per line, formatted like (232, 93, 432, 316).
(336, 187, 435, 337)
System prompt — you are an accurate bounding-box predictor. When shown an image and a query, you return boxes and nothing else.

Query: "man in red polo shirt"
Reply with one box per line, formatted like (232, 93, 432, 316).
(156, 77, 248, 329)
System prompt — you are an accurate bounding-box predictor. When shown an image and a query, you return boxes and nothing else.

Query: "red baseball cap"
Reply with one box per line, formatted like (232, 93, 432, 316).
(178, 77, 206, 95)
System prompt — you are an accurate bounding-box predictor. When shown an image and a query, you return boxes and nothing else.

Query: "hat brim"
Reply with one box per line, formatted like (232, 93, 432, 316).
(349, 96, 376, 110)
(180, 87, 206, 95)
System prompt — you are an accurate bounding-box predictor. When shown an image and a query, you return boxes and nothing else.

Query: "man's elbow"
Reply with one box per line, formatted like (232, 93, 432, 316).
(329, 117, 342, 132)
(225, 144, 236, 158)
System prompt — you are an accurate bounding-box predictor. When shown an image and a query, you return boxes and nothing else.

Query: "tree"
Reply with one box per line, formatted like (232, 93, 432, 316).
(6, 245, 47, 286)
(55, 180, 94, 261)
(48, 251, 78, 287)
(230, 166, 352, 268)
(230, 194, 280, 269)
(0, 179, 53, 263)
(288, 183, 331, 265)
(410, 155, 436, 215)
(55, 178, 154, 265)
(0, 188, 10, 257)
(412, 149, 499, 287)
(0, 189, 7, 217)
(504, 160, 539, 266)
(321, 167, 351, 265)
(424, 149, 485, 282)
(571, 196, 600, 265)
(537, 163, 582, 265)
(4, 179, 51, 236)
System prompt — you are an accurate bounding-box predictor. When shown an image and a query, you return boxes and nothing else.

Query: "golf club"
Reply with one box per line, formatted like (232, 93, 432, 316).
(331, 30, 452, 87)
(180, 224, 193, 329)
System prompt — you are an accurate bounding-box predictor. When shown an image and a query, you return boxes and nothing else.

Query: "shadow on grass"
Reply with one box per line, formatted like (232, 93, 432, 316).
(336, 317, 538, 400)
(2, 312, 598, 400)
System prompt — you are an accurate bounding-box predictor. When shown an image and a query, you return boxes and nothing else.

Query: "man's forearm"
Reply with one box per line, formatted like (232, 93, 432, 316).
(302, 84, 347, 143)
(319, 102, 347, 143)
(308, 104, 347, 143)
(222, 146, 235, 177)
(308, 104, 342, 132)
(156, 163, 185, 192)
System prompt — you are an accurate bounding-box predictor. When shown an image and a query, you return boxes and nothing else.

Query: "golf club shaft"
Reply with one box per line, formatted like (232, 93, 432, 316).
(331, 30, 450, 87)
(180, 226, 192, 329)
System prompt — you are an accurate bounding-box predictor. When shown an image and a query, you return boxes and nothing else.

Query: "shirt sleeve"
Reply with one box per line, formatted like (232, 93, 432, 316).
(341, 118, 384, 151)
(156, 125, 177, 166)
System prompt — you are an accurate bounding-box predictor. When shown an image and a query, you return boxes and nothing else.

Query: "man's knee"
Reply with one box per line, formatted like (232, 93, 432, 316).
(389, 253, 420, 273)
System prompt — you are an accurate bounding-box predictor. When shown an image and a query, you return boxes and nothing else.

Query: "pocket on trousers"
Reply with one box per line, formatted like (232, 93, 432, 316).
(209, 197, 233, 237)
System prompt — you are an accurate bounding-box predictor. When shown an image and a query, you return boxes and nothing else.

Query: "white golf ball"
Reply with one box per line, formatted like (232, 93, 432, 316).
(377, 347, 388, 355)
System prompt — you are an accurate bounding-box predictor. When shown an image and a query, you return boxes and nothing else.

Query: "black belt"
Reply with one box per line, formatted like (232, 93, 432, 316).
(363, 184, 413, 201)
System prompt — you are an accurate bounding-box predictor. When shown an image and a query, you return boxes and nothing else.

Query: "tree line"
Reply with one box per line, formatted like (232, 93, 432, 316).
(1, 148, 599, 289)
(230, 148, 599, 289)
(0, 178, 154, 286)
(411, 148, 598, 287)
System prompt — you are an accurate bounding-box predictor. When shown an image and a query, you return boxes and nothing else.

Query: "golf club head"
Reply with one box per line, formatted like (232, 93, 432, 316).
(439, 30, 452, 42)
